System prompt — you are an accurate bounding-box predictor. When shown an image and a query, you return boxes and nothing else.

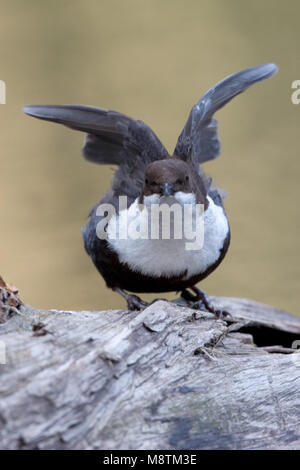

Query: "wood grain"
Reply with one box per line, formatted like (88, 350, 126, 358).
(0, 297, 300, 450)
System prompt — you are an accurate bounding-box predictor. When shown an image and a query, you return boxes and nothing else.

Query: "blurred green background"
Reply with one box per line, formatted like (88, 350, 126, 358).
(0, 0, 299, 314)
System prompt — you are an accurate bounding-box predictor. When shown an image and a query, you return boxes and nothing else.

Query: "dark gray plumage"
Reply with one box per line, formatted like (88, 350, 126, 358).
(23, 63, 277, 198)
(23, 105, 169, 200)
(174, 63, 278, 166)
(23, 63, 278, 311)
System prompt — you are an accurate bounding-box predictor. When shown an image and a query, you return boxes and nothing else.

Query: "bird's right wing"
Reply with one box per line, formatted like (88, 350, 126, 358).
(174, 63, 278, 166)
(23, 105, 169, 199)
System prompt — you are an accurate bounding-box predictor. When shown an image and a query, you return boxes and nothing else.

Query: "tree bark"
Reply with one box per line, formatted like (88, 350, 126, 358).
(0, 295, 300, 450)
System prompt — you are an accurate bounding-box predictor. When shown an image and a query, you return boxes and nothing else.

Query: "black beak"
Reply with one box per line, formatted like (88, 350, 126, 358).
(162, 183, 174, 196)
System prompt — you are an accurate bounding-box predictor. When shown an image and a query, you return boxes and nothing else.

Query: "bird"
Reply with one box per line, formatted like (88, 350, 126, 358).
(23, 63, 278, 314)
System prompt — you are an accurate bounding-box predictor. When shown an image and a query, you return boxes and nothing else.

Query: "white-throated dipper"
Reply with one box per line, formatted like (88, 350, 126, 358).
(23, 63, 278, 313)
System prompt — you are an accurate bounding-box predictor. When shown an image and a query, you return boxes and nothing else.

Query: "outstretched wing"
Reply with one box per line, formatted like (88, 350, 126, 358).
(174, 63, 278, 165)
(23, 104, 169, 199)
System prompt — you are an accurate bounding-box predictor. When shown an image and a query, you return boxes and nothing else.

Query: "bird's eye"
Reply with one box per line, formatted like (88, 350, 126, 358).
(145, 178, 149, 184)
(185, 175, 189, 182)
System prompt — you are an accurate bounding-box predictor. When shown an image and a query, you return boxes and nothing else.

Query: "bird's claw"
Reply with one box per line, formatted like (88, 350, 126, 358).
(181, 287, 231, 320)
(126, 295, 148, 311)
(214, 309, 231, 320)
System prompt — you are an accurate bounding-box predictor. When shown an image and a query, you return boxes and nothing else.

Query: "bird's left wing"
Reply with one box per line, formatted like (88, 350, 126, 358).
(174, 63, 278, 166)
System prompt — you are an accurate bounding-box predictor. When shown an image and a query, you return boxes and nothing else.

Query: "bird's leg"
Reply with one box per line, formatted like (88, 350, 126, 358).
(190, 286, 216, 312)
(181, 286, 230, 319)
(181, 286, 214, 312)
(113, 287, 148, 311)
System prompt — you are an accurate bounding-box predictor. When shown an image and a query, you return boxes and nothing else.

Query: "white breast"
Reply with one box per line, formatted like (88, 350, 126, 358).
(106, 193, 229, 280)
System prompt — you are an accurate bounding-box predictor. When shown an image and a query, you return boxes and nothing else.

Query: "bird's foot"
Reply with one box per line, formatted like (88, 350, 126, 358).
(113, 287, 148, 311)
(181, 286, 231, 320)
(126, 294, 148, 311)
(126, 296, 166, 311)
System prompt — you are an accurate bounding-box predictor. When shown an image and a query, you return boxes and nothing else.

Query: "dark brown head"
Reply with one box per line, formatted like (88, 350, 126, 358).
(140, 158, 208, 208)
(142, 159, 192, 197)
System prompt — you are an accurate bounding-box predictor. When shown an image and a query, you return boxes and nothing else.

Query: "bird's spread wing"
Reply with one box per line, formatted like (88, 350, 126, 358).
(174, 63, 278, 166)
(23, 105, 168, 198)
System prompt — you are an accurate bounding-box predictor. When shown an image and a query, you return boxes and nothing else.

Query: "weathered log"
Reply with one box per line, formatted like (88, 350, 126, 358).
(0, 295, 300, 450)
